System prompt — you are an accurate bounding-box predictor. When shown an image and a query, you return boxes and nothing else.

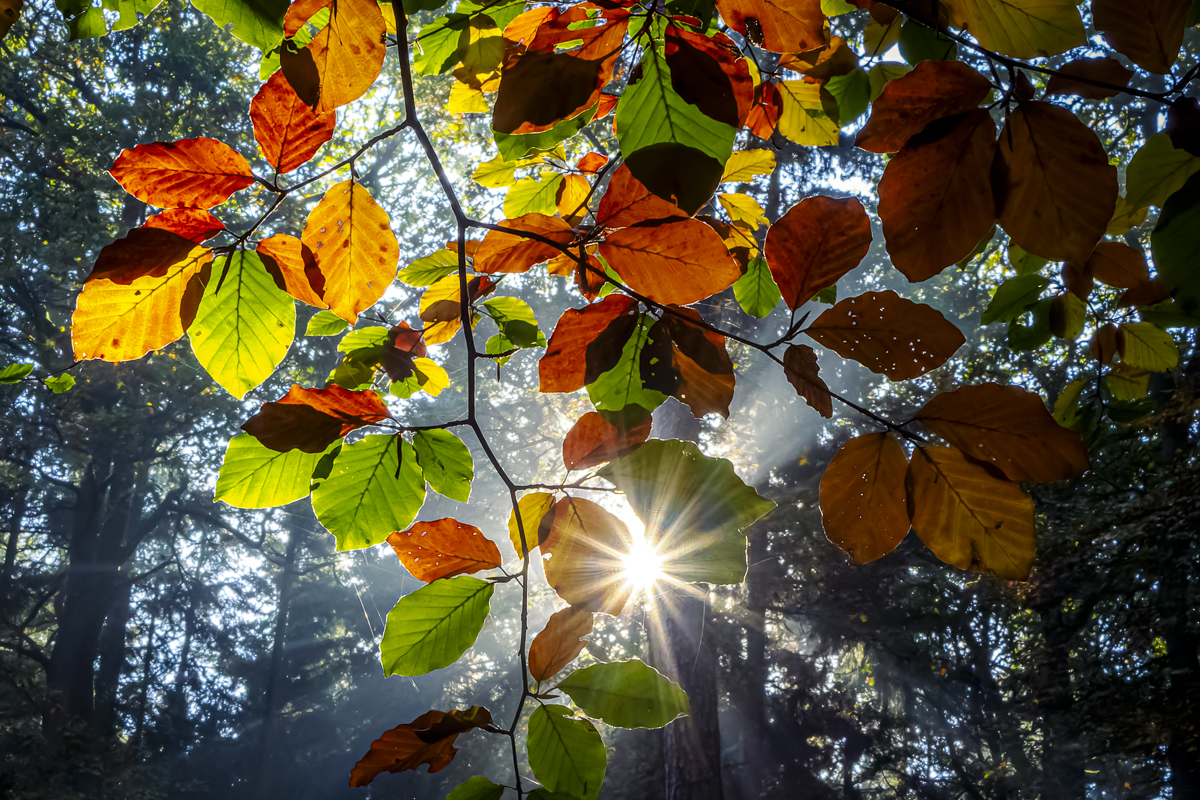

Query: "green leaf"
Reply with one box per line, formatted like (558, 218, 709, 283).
(413, 429, 474, 503)
(473, 155, 519, 188)
(898, 18, 957, 63)
(1152, 171, 1200, 314)
(527, 705, 606, 800)
(586, 314, 669, 415)
(482, 297, 544, 348)
(329, 351, 379, 391)
(813, 285, 837, 305)
(598, 440, 775, 584)
(446, 777, 506, 800)
(400, 249, 459, 287)
(982, 275, 1048, 324)
(1007, 298, 1053, 351)
(820, 0, 856, 14)
(1119, 322, 1178, 372)
(190, 0, 288, 51)
(43, 374, 76, 394)
(311, 434, 426, 550)
(495, 106, 596, 161)
(216, 433, 334, 509)
(824, 68, 871, 126)
(55, 0, 161, 39)
(732, 256, 782, 318)
(948, 0, 1085, 59)
(614, 28, 736, 165)
(1052, 378, 1088, 429)
(414, 15, 470, 75)
(503, 173, 564, 218)
(189, 250, 295, 399)
(557, 659, 689, 729)
(338, 326, 390, 352)
(259, 6, 327, 78)
(306, 309, 350, 336)
(1126, 132, 1200, 211)
(380, 575, 493, 676)
(1008, 243, 1047, 276)
(0, 363, 33, 384)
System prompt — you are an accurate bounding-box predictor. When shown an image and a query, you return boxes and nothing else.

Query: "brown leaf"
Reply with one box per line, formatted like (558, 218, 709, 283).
(144, 208, 225, 243)
(596, 164, 689, 228)
(913, 383, 1090, 482)
(250, 69, 337, 174)
(764, 196, 872, 309)
(88, 227, 208, 285)
(473, 213, 575, 274)
(0, 0, 22, 41)
(256, 234, 327, 307)
(348, 708, 492, 787)
(562, 411, 652, 471)
(819, 433, 909, 563)
(1117, 278, 1171, 308)
(600, 218, 739, 306)
(782, 344, 832, 418)
(649, 307, 736, 419)
(664, 25, 754, 128)
(109, 137, 256, 209)
(494, 52, 604, 134)
(779, 36, 858, 81)
(878, 110, 997, 282)
(302, 179, 399, 322)
(805, 290, 965, 380)
(241, 385, 392, 453)
(1084, 241, 1150, 289)
(280, 0, 385, 114)
(994, 101, 1118, 265)
(855, 61, 991, 154)
(1044, 57, 1134, 99)
(539, 295, 638, 392)
(542, 496, 633, 616)
(382, 321, 426, 381)
(907, 446, 1036, 580)
(387, 519, 502, 582)
(1090, 323, 1119, 365)
(1093, 0, 1188, 75)
(528, 606, 594, 682)
(714, 0, 826, 53)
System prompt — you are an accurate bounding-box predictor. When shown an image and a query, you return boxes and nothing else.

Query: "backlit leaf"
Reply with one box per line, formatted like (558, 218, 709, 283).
(596, 164, 688, 228)
(311, 434, 426, 550)
(600, 217, 738, 307)
(732, 256, 782, 319)
(527, 705, 606, 799)
(88, 227, 210, 284)
(143, 208, 225, 243)
(529, 606, 593, 682)
(250, 69, 336, 174)
(280, 0, 385, 114)
(1093, 0, 1188, 74)
(907, 446, 1036, 580)
(913, 383, 1090, 482)
(764, 195, 871, 309)
(387, 518, 502, 582)
(413, 429, 474, 503)
(380, 575, 493, 676)
(775, 80, 839, 146)
(256, 233, 327, 307)
(509, 491, 556, 555)
(721, 149, 776, 183)
(714, 0, 825, 53)
(639, 307, 736, 419)
(805, 290, 965, 380)
(540, 295, 639, 393)
(557, 659, 690, 729)
(215, 433, 334, 509)
(474, 213, 574, 274)
(1117, 322, 1178, 372)
(349, 708, 492, 787)
(783, 343, 833, 418)
(1125, 132, 1200, 211)
(400, 249, 459, 286)
(302, 179, 399, 322)
(542, 496, 633, 616)
(855, 61, 990, 154)
(503, 173, 563, 218)
(562, 411, 652, 471)
(190, 0, 287, 51)
(109, 137, 255, 209)
(446, 777, 506, 800)
(1086, 242, 1150, 289)
(981, 275, 1047, 324)
(820, 433, 909, 563)
(945, 0, 1085, 58)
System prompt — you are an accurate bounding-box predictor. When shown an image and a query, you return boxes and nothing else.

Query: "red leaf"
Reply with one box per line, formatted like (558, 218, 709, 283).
(473, 213, 575, 274)
(348, 708, 493, 787)
(576, 152, 608, 173)
(250, 69, 337, 174)
(387, 519, 502, 582)
(747, 80, 783, 139)
(600, 218, 739, 306)
(764, 196, 872, 309)
(109, 137, 255, 209)
(241, 385, 392, 453)
(562, 411, 652, 470)
(256, 234, 327, 308)
(540, 294, 638, 392)
(854, 61, 991, 154)
(144, 208, 225, 242)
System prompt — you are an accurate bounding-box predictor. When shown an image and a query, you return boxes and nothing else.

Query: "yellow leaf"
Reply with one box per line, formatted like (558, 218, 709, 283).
(720, 149, 776, 183)
(718, 193, 768, 230)
(378, 1, 396, 34)
(413, 357, 449, 396)
(776, 80, 839, 147)
(472, 154, 517, 188)
(448, 81, 489, 114)
(508, 492, 556, 555)
(1125, 132, 1200, 211)
(1118, 322, 1178, 372)
(1106, 364, 1150, 401)
(1106, 195, 1149, 235)
(946, 0, 1086, 59)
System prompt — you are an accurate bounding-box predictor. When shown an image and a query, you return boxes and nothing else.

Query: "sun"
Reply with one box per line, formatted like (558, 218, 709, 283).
(621, 535, 666, 595)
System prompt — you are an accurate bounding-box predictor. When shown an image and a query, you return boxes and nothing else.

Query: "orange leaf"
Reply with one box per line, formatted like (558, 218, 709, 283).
(556, 174, 592, 222)
(542, 496, 633, 616)
(764, 196, 871, 309)
(779, 35, 858, 81)
(562, 411, 652, 471)
(348, 708, 492, 788)
(854, 61, 991, 154)
(503, 5, 556, 47)
(878, 109, 997, 282)
(782, 343, 832, 418)
(600, 218, 739, 306)
(88, 227, 208, 284)
(805, 290, 964, 380)
(144, 208, 225, 242)
(1093, 0, 1188, 75)
(596, 164, 688, 228)
(473, 213, 575, 274)
(109, 137, 255, 209)
(494, 52, 605, 135)
(576, 152, 608, 174)
(387, 519, 502, 582)
(418, 274, 496, 345)
(250, 69, 337, 174)
(907, 446, 1036, 580)
(539, 294, 638, 392)
(528, 606, 593, 683)
(747, 80, 783, 139)
(714, 0, 825, 53)
(664, 25, 754, 128)
(819, 433, 909, 563)
(912, 383, 1090, 482)
(280, 0, 386, 114)
(1044, 57, 1134, 100)
(72, 246, 212, 362)
(526, 3, 630, 61)
(994, 101, 1118, 265)
(640, 308, 736, 419)
(302, 179, 399, 322)
(1084, 241, 1150, 289)
(241, 384, 391, 453)
(256, 234, 327, 308)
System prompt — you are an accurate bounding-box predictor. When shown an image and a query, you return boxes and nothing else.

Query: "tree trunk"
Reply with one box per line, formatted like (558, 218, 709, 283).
(95, 579, 132, 736)
(257, 523, 303, 799)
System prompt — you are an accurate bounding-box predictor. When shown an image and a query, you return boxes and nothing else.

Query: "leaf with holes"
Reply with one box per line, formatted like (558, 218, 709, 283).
(714, 0, 825, 53)
(387, 519, 502, 582)
(279, 0, 385, 114)
(820, 433, 909, 563)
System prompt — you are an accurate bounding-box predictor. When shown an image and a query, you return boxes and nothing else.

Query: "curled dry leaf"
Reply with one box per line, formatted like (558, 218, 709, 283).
(256, 233, 327, 307)
(539, 294, 638, 392)
(805, 290, 965, 380)
(994, 101, 1118, 266)
(912, 383, 1090, 482)
(907, 446, 1036, 580)
(473, 213, 575, 274)
(109, 137, 256, 209)
(819, 433, 909, 563)
(878, 109, 997, 282)
(250, 69, 337, 174)
(348, 708, 493, 788)
(764, 196, 872, 308)
(782, 344, 832, 418)
(562, 411, 652, 471)
(241, 384, 391, 453)
(541, 496, 633, 616)
(528, 606, 593, 682)
(855, 61, 991, 154)
(600, 218, 739, 306)
(387, 519, 502, 583)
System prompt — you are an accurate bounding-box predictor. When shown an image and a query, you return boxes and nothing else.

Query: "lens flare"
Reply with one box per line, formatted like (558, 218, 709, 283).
(621, 535, 665, 595)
